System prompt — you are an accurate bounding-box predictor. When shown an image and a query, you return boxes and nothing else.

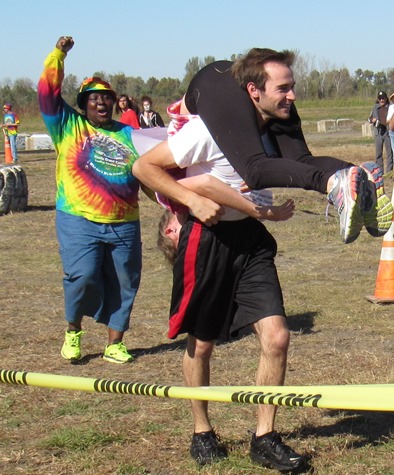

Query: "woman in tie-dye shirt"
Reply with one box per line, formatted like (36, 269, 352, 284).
(38, 36, 144, 364)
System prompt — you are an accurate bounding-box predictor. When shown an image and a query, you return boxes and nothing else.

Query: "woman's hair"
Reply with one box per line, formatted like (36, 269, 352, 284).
(141, 95, 153, 106)
(115, 94, 133, 114)
(231, 48, 295, 91)
(157, 210, 177, 266)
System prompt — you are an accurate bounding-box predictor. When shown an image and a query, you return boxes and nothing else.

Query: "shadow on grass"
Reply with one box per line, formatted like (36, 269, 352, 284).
(27, 205, 56, 212)
(69, 352, 103, 365)
(65, 339, 188, 365)
(299, 209, 322, 216)
(132, 338, 188, 359)
(287, 311, 317, 334)
(295, 410, 394, 448)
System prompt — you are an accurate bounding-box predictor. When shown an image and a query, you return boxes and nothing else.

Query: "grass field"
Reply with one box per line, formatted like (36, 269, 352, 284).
(0, 120, 393, 474)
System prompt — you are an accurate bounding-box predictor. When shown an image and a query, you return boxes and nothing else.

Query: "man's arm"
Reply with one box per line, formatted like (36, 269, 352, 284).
(133, 142, 294, 223)
(180, 174, 294, 222)
(2, 121, 19, 128)
(389, 114, 394, 132)
(132, 140, 224, 225)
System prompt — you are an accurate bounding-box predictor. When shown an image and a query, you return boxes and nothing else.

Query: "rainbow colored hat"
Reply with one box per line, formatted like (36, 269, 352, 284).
(76, 77, 116, 109)
(3, 104, 12, 110)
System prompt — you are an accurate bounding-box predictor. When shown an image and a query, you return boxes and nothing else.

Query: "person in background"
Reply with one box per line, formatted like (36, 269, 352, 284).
(386, 92, 394, 158)
(368, 91, 393, 174)
(2, 104, 20, 163)
(139, 95, 165, 128)
(38, 36, 150, 364)
(116, 94, 140, 129)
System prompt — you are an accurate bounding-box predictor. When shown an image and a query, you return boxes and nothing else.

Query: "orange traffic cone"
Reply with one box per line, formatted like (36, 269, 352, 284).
(4, 133, 13, 164)
(366, 188, 394, 304)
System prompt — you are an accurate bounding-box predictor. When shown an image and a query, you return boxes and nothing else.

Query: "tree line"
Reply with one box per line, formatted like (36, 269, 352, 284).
(1, 51, 393, 118)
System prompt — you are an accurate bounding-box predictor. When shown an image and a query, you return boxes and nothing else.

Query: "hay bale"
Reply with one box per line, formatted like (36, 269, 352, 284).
(16, 133, 31, 151)
(336, 118, 354, 130)
(0, 165, 29, 215)
(317, 120, 337, 133)
(25, 134, 54, 151)
(362, 122, 374, 137)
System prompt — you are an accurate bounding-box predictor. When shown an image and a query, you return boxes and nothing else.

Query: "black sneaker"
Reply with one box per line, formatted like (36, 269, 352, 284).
(250, 431, 308, 473)
(190, 430, 228, 466)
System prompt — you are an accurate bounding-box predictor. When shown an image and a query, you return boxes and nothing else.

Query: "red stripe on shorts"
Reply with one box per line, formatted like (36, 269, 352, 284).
(168, 221, 202, 339)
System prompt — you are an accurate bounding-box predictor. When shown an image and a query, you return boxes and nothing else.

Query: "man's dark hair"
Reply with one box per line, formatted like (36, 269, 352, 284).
(231, 48, 295, 91)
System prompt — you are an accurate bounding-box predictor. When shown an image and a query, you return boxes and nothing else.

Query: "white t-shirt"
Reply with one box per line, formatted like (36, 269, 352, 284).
(387, 104, 394, 122)
(168, 118, 272, 220)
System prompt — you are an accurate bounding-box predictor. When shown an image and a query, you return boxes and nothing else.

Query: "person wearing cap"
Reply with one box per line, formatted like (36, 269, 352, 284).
(37, 36, 152, 364)
(2, 103, 20, 163)
(368, 91, 393, 174)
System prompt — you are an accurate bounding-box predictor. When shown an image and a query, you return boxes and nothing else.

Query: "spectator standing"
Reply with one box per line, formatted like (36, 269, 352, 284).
(2, 104, 20, 163)
(38, 36, 148, 364)
(387, 92, 394, 158)
(139, 95, 165, 128)
(368, 91, 393, 173)
(116, 94, 140, 129)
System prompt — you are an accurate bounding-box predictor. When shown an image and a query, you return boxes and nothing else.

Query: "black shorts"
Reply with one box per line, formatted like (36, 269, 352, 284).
(168, 216, 285, 341)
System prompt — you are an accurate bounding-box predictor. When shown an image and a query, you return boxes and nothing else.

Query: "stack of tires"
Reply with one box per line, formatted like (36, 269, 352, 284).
(0, 164, 28, 216)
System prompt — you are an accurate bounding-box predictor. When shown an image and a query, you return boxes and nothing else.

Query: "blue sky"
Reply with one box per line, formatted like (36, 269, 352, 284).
(3, 0, 391, 84)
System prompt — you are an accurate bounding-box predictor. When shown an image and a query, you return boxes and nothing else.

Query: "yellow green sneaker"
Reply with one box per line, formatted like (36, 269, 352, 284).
(103, 342, 134, 364)
(360, 162, 393, 237)
(61, 330, 84, 361)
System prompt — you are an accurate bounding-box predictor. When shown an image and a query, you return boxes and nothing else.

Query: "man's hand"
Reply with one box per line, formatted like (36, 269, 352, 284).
(187, 195, 224, 226)
(56, 36, 74, 54)
(261, 199, 295, 222)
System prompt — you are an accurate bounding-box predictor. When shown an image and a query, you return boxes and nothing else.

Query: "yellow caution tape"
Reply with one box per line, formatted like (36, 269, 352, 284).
(1, 369, 393, 411)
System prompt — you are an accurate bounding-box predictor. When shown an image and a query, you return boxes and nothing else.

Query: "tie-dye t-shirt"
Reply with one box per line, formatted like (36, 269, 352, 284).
(3, 112, 19, 136)
(38, 48, 140, 223)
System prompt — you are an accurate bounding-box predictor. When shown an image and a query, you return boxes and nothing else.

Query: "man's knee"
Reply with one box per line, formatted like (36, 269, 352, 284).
(254, 316, 290, 354)
(187, 336, 215, 359)
(273, 325, 290, 353)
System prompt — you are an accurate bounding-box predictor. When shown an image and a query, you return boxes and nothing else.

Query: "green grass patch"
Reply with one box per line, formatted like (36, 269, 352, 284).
(40, 427, 125, 451)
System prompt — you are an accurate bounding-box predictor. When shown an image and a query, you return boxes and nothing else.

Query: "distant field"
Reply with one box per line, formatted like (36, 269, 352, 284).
(0, 99, 375, 149)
